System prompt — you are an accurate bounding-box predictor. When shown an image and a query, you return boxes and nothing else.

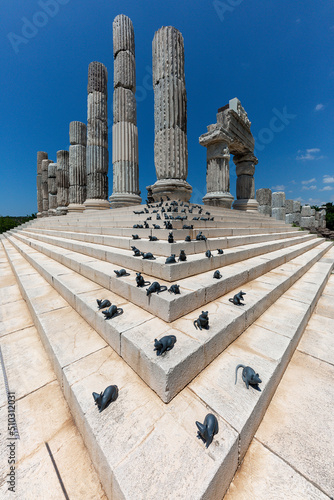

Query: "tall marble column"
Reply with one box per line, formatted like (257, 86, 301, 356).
(84, 61, 110, 210)
(199, 127, 234, 208)
(232, 152, 259, 211)
(37, 151, 48, 217)
(68, 121, 87, 213)
(56, 150, 69, 215)
(151, 26, 192, 201)
(41, 159, 52, 217)
(48, 162, 58, 216)
(109, 14, 142, 208)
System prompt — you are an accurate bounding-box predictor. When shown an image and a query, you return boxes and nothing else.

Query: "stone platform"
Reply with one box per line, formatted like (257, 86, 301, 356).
(0, 201, 333, 499)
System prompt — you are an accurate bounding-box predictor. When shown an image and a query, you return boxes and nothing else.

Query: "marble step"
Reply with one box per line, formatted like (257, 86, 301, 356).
(10, 229, 318, 282)
(2, 238, 332, 500)
(22, 227, 303, 257)
(4, 234, 331, 403)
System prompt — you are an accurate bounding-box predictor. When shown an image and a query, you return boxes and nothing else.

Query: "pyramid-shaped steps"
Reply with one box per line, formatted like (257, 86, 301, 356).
(4, 229, 332, 402)
(2, 233, 333, 500)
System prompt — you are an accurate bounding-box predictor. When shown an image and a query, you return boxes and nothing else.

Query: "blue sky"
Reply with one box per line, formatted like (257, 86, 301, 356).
(1, 0, 333, 215)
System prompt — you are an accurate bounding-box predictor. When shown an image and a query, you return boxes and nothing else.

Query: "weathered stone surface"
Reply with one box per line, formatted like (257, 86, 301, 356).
(37, 151, 48, 214)
(154, 127, 188, 180)
(258, 205, 272, 216)
(293, 212, 301, 225)
(86, 145, 109, 175)
(69, 121, 87, 146)
(256, 188, 272, 206)
(56, 150, 69, 208)
(236, 174, 255, 200)
(113, 87, 137, 125)
(87, 91, 108, 125)
(69, 145, 86, 185)
(272, 207, 286, 221)
(285, 213, 295, 224)
(87, 61, 108, 95)
(114, 50, 136, 92)
(41, 159, 52, 215)
(234, 153, 257, 177)
(293, 200, 301, 213)
(37, 151, 48, 175)
(86, 172, 108, 199)
(152, 26, 185, 85)
(48, 163, 57, 211)
(48, 194, 57, 211)
(301, 205, 311, 216)
(285, 199, 294, 213)
(272, 191, 285, 208)
(154, 77, 187, 133)
(113, 14, 135, 57)
(301, 216, 315, 228)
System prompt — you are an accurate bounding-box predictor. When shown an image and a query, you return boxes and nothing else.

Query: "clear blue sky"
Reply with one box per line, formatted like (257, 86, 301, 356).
(1, 0, 333, 215)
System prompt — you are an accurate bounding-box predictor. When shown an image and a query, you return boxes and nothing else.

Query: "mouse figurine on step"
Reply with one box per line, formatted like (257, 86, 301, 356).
(213, 270, 222, 279)
(178, 250, 187, 262)
(195, 413, 219, 448)
(194, 311, 209, 330)
(168, 284, 180, 294)
(153, 335, 177, 356)
(102, 305, 123, 320)
(92, 385, 118, 413)
(235, 364, 262, 391)
(229, 291, 246, 306)
(114, 269, 130, 278)
(131, 246, 141, 256)
(96, 299, 111, 310)
(146, 282, 168, 296)
(135, 273, 151, 288)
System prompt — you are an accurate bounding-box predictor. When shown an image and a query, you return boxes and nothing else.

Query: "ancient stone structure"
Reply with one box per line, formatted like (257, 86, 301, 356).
(37, 151, 48, 217)
(109, 15, 142, 208)
(151, 26, 192, 201)
(68, 121, 87, 213)
(200, 98, 258, 210)
(271, 191, 286, 221)
(84, 61, 110, 210)
(48, 162, 58, 216)
(41, 159, 52, 217)
(256, 188, 272, 216)
(56, 150, 69, 215)
(301, 205, 316, 228)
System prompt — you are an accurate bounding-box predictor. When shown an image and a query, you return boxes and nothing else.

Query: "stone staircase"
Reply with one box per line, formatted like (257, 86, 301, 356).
(1, 201, 333, 500)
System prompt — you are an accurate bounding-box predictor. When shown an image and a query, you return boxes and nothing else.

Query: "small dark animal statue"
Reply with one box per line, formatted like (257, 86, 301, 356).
(133, 224, 143, 229)
(196, 231, 207, 241)
(96, 299, 111, 310)
(168, 284, 180, 294)
(178, 250, 187, 262)
(135, 272, 151, 288)
(235, 364, 262, 390)
(149, 235, 159, 241)
(153, 335, 177, 356)
(196, 413, 219, 448)
(152, 224, 160, 229)
(217, 249, 224, 255)
(194, 311, 209, 330)
(213, 270, 222, 279)
(229, 290, 246, 306)
(183, 224, 193, 229)
(168, 232, 174, 243)
(185, 235, 191, 242)
(141, 252, 156, 260)
(131, 246, 141, 256)
(165, 254, 177, 264)
(205, 250, 212, 258)
(102, 305, 123, 320)
(114, 269, 130, 278)
(132, 234, 140, 240)
(146, 282, 168, 296)
(92, 385, 118, 413)
(164, 221, 173, 229)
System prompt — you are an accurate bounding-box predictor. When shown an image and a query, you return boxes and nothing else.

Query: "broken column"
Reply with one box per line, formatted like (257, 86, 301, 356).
(109, 14, 142, 208)
(232, 152, 259, 211)
(41, 159, 52, 217)
(151, 26, 192, 201)
(37, 151, 48, 217)
(284, 199, 294, 224)
(68, 121, 87, 213)
(256, 188, 272, 216)
(300, 205, 315, 228)
(84, 61, 110, 210)
(271, 191, 286, 221)
(56, 150, 69, 215)
(199, 127, 234, 208)
(48, 162, 58, 216)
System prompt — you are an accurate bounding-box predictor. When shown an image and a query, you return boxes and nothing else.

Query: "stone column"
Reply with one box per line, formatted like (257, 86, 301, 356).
(37, 151, 48, 217)
(151, 26, 192, 201)
(199, 128, 234, 208)
(300, 205, 315, 228)
(109, 15, 142, 208)
(41, 159, 52, 217)
(84, 61, 110, 210)
(271, 191, 286, 221)
(68, 121, 87, 213)
(56, 150, 69, 215)
(292, 200, 301, 225)
(232, 153, 259, 211)
(48, 162, 57, 216)
(284, 199, 294, 224)
(256, 188, 272, 216)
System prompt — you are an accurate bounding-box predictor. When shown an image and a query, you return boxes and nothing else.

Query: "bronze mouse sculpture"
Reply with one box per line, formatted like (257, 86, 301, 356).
(135, 273, 151, 288)
(96, 299, 111, 309)
(235, 365, 262, 390)
(92, 385, 118, 412)
(153, 335, 177, 356)
(196, 413, 219, 448)
(194, 311, 209, 330)
(229, 291, 246, 305)
(168, 284, 180, 294)
(102, 305, 123, 320)
(114, 269, 130, 278)
(146, 282, 168, 296)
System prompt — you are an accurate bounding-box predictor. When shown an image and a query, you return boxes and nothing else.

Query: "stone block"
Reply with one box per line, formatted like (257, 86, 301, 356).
(272, 207, 285, 221)
(87, 61, 108, 96)
(113, 87, 137, 125)
(236, 175, 255, 199)
(258, 205, 272, 216)
(293, 200, 301, 213)
(114, 50, 136, 92)
(293, 212, 301, 225)
(69, 121, 87, 146)
(310, 208, 315, 216)
(152, 26, 185, 85)
(113, 14, 135, 57)
(301, 216, 315, 228)
(301, 205, 311, 217)
(285, 199, 294, 214)
(272, 191, 285, 208)
(256, 188, 272, 206)
(86, 146, 109, 175)
(285, 213, 295, 224)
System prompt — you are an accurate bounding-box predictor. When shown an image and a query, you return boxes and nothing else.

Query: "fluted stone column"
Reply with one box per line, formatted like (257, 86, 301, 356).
(256, 188, 272, 216)
(41, 159, 52, 217)
(68, 121, 87, 213)
(37, 151, 48, 217)
(232, 153, 259, 211)
(56, 150, 69, 215)
(199, 128, 234, 208)
(48, 162, 57, 216)
(151, 26, 192, 201)
(84, 61, 110, 210)
(109, 15, 142, 208)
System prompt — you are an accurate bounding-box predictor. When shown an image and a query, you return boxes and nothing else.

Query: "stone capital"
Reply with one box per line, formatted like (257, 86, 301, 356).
(199, 126, 232, 148)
